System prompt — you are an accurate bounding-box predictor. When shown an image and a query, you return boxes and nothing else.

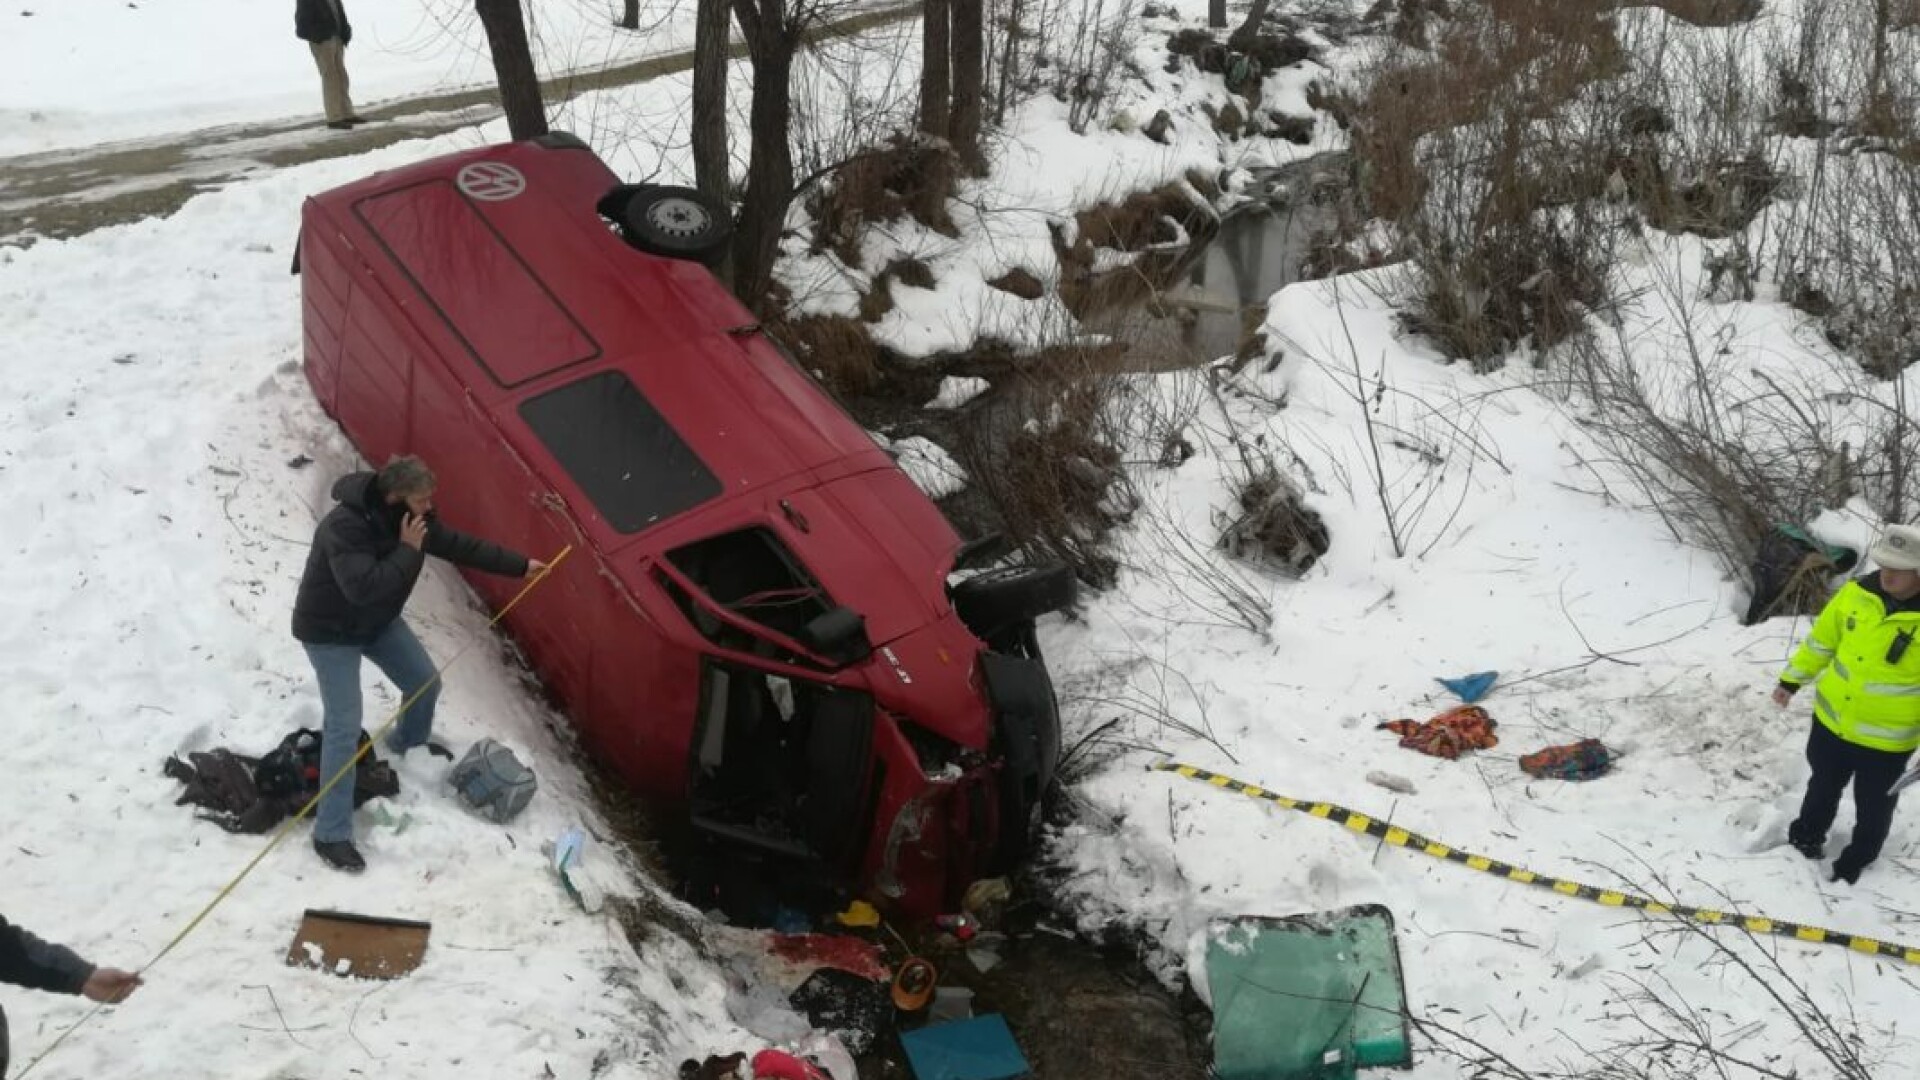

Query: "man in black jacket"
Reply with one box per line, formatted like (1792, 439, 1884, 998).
(295, 0, 363, 130)
(2, 915, 140, 1078)
(294, 455, 545, 872)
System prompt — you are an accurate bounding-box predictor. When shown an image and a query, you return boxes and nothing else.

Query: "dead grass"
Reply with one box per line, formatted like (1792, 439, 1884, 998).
(1056, 182, 1220, 317)
(768, 313, 883, 394)
(809, 136, 961, 267)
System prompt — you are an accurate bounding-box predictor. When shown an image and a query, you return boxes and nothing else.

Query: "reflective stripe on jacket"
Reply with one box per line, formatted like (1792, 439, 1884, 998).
(1780, 577, 1920, 753)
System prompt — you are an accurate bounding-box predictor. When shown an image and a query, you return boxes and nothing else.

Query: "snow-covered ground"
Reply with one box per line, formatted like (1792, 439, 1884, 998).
(8, 0, 1919, 1075)
(1, 0, 703, 156)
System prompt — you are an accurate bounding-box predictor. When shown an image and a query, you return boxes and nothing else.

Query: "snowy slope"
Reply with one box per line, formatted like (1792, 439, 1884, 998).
(1, 0, 697, 156)
(1040, 246, 1920, 1074)
(0, 128, 761, 1079)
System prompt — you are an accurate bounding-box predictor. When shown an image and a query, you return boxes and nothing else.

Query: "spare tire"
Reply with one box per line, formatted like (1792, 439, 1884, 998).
(600, 184, 733, 263)
(951, 563, 1078, 641)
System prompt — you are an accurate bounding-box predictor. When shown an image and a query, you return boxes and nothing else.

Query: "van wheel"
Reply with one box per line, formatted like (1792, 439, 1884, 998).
(951, 563, 1077, 640)
(606, 184, 733, 263)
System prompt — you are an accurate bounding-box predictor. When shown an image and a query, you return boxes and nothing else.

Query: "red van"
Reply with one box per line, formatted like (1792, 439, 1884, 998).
(294, 135, 1074, 916)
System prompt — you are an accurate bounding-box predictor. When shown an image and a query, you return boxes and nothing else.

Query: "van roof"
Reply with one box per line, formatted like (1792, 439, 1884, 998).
(308, 140, 892, 544)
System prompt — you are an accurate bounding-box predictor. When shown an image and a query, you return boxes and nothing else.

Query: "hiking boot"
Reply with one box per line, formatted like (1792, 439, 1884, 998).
(314, 839, 366, 873)
(1789, 837, 1824, 860)
(1831, 862, 1863, 885)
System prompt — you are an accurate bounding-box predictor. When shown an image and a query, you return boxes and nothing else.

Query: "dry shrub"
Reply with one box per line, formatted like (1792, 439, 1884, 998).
(1348, 0, 1623, 223)
(947, 345, 1138, 585)
(809, 136, 961, 266)
(1056, 183, 1220, 317)
(767, 314, 882, 395)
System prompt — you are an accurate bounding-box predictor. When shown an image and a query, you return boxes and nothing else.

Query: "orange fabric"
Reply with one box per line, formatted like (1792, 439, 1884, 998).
(1379, 705, 1499, 759)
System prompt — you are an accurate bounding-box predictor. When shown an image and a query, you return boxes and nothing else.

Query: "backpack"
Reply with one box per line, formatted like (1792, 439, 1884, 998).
(448, 739, 537, 824)
(254, 727, 400, 807)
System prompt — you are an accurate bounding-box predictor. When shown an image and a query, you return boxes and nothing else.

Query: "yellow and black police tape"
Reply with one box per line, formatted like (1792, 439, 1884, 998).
(1153, 761, 1920, 965)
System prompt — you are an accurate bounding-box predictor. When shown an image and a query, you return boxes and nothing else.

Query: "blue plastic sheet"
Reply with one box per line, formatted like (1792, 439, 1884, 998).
(901, 1014, 1031, 1080)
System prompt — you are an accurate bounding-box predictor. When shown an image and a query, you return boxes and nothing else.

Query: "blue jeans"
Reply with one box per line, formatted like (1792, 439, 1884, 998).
(303, 619, 441, 844)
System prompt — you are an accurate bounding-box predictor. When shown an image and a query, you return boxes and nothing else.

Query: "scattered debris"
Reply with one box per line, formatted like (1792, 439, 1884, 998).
(1378, 705, 1498, 759)
(770, 934, 890, 982)
(1519, 739, 1616, 782)
(285, 909, 431, 980)
(1434, 670, 1498, 704)
(1365, 770, 1418, 795)
(891, 955, 938, 1012)
(788, 967, 890, 1055)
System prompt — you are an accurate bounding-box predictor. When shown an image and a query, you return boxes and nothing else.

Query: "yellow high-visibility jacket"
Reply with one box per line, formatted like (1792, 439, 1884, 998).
(1780, 577, 1920, 753)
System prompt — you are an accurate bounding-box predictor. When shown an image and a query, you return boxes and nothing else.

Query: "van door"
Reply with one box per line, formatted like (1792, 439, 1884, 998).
(687, 660, 877, 866)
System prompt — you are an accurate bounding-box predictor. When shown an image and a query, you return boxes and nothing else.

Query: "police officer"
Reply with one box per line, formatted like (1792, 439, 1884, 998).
(1775, 523, 1920, 884)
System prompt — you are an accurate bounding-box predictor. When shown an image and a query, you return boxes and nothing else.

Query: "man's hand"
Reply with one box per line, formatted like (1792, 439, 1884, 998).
(1772, 684, 1797, 708)
(525, 558, 550, 579)
(82, 968, 143, 1004)
(401, 513, 428, 551)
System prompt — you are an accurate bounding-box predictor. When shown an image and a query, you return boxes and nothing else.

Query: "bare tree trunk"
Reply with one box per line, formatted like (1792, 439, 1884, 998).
(474, 0, 549, 140)
(619, 0, 640, 29)
(921, 0, 952, 135)
(992, 0, 1023, 124)
(950, 0, 985, 170)
(693, 0, 732, 204)
(1209, 0, 1225, 28)
(729, 0, 794, 308)
(1227, 0, 1269, 52)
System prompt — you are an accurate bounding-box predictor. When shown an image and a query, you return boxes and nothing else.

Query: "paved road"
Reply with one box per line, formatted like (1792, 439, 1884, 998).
(0, 4, 915, 248)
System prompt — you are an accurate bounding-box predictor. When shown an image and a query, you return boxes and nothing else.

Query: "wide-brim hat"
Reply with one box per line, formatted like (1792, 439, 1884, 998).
(1870, 524, 1920, 570)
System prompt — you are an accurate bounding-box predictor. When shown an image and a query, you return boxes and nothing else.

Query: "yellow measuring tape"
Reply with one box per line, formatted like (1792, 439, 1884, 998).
(16, 546, 573, 1079)
(1154, 761, 1920, 965)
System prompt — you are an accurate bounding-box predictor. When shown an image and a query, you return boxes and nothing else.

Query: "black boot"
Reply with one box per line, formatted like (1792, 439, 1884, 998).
(1831, 862, 1863, 885)
(1789, 837, 1825, 860)
(314, 839, 366, 873)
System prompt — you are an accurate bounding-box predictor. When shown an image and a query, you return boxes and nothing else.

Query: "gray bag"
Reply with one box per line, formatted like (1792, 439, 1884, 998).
(448, 739, 537, 824)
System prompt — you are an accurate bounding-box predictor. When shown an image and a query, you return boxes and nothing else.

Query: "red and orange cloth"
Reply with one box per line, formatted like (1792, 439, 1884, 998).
(1377, 705, 1499, 759)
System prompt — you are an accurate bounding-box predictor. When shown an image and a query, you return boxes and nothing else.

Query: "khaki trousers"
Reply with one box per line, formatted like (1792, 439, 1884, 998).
(309, 39, 354, 123)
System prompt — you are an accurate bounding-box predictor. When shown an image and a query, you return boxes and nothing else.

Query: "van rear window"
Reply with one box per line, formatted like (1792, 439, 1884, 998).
(354, 180, 599, 387)
(519, 370, 722, 533)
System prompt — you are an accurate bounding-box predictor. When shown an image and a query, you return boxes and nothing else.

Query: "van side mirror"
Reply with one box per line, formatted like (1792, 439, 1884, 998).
(799, 606, 871, 666)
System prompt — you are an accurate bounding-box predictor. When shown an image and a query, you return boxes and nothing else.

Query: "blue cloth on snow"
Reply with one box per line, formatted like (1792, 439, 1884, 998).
(1436, 671, 1498, 704)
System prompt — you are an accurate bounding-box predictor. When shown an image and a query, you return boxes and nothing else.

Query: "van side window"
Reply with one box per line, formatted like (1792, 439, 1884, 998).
(519, 370, 722, 532)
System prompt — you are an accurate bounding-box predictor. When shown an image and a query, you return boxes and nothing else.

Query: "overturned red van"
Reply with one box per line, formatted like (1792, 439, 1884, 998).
(294, 134, 1073, 916)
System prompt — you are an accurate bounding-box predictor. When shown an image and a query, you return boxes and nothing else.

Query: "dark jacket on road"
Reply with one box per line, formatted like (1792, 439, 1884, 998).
(292, 471, 529, 645)
(2, 915, 96, 1078)
(295, 0, 352, 44)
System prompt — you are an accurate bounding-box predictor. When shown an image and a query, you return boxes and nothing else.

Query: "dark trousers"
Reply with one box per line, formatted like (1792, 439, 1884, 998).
(1789, 718, 1913, 873)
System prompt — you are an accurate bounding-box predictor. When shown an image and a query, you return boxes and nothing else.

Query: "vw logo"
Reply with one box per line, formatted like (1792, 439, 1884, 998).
(457, 161, 528, 202)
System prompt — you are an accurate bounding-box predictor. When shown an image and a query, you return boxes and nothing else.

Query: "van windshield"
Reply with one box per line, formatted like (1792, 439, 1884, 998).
(519, 370, 722, 532)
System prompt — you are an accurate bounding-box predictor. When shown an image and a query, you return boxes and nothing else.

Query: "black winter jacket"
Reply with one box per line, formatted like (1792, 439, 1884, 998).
(295, 0, 352, 44)
(292, 472, 530, 646)
(2, 915, 96, 1077)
